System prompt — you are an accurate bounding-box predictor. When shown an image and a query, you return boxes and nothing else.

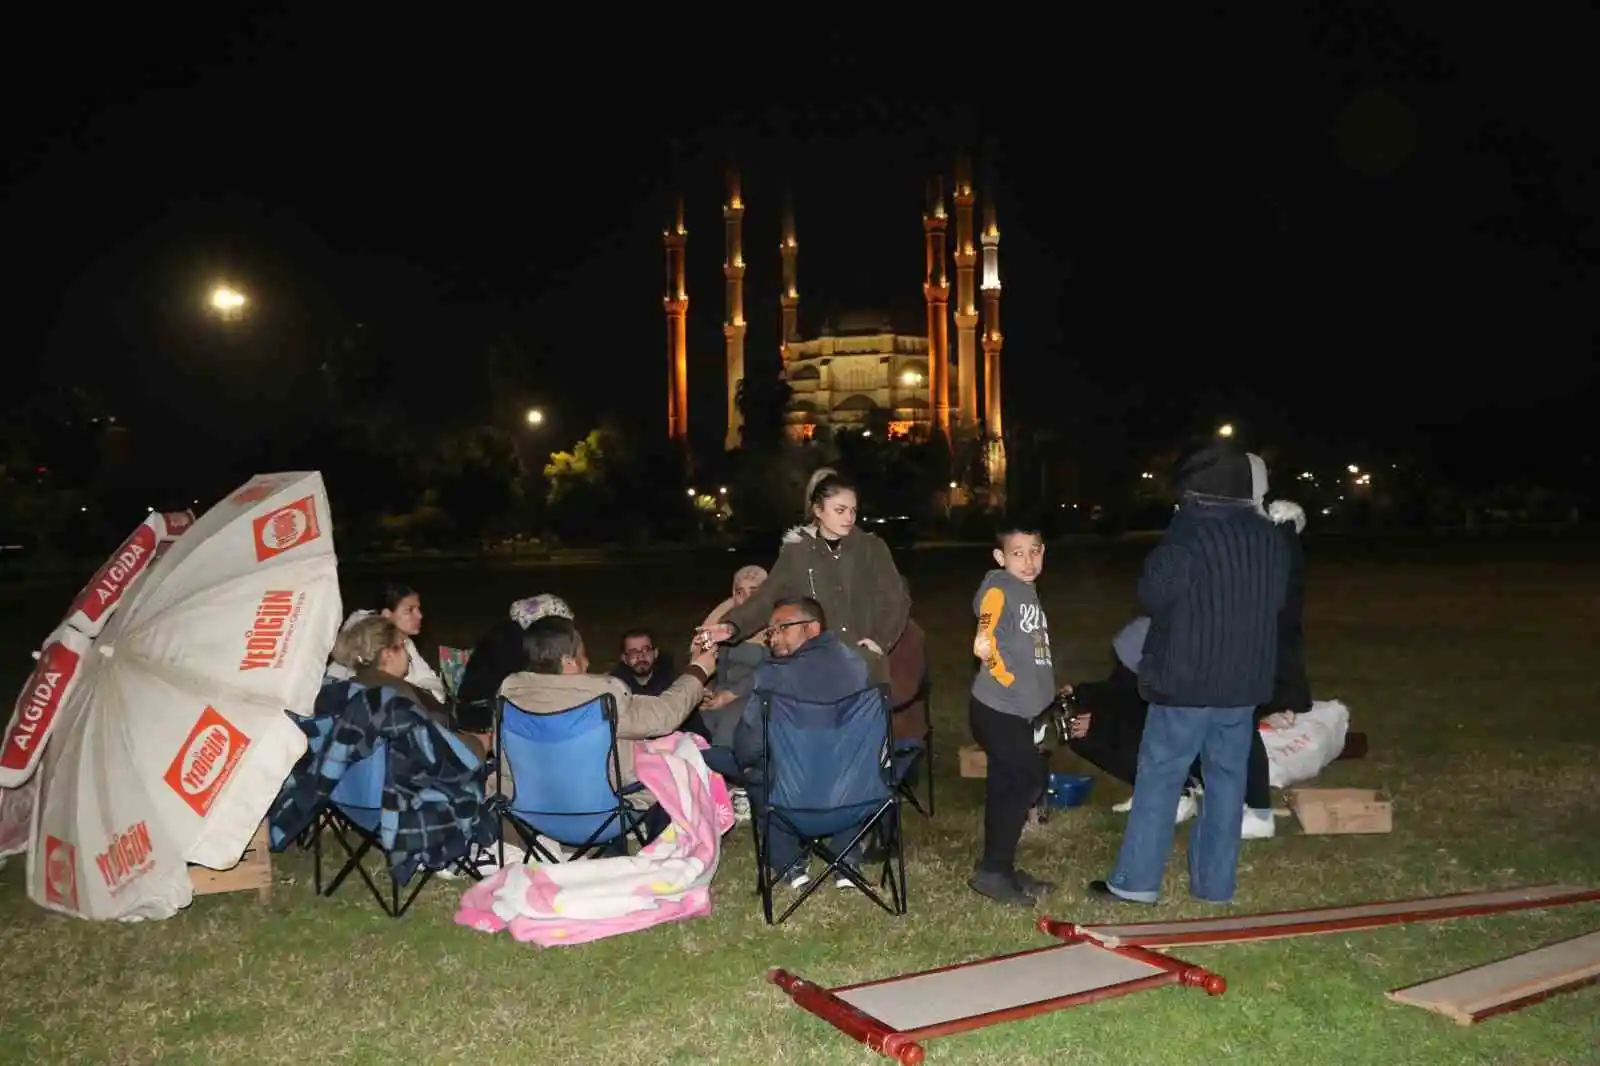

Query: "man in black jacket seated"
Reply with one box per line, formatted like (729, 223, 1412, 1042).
(1090, 442, 1289, 905)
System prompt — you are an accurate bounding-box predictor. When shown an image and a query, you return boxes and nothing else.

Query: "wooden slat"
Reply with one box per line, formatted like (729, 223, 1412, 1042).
(1077, 884, 1600, 948)
(189, 820, 273, 902)
(1387, 930, 1600, 1025)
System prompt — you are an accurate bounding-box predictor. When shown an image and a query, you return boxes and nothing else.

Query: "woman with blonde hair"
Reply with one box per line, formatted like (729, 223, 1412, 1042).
(329, 616, 485, 759)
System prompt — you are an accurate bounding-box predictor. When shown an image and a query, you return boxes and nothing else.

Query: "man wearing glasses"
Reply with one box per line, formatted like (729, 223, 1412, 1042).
(609, 629, 676, 698)
(727, 596, 872, 889)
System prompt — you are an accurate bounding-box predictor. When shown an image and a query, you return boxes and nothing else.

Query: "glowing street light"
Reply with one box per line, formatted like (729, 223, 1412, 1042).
(1347, 464, 1360, 474)
(900, 369, 924, 386)
(1216, 423, 1235, 438)
(209, 284, 247, 320)
(525, 408, 545, 427)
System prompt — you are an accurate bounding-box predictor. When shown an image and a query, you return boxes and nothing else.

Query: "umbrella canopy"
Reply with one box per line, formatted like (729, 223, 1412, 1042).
(1, 472, 343, 920)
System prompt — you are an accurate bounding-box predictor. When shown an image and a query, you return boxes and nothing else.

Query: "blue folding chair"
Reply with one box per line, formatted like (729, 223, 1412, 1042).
(496, 693, 657, 863)
(311, 728, 484, 917)
(754, 685, 907, 925)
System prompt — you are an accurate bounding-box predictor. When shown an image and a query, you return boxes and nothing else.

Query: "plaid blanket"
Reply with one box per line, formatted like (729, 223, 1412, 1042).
(268, 679, 494, 884)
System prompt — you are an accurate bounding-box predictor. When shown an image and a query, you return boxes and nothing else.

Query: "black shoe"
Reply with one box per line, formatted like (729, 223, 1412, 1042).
(968, 869, 1036, 907)
(1014, 868, 1055, 899)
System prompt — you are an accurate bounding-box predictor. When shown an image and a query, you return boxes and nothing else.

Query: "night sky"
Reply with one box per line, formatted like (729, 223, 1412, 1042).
(7, 5, 1596, 493)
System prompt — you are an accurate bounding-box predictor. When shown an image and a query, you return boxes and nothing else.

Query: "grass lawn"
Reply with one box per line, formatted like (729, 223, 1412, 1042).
(2, 540, 1598, 1065)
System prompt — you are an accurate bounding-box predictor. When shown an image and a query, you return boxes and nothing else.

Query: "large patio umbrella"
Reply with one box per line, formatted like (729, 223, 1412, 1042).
(0, 471, 343, 920)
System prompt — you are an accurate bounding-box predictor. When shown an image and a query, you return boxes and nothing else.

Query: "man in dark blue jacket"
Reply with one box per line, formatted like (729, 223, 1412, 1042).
(1091, 441, 1289, 904)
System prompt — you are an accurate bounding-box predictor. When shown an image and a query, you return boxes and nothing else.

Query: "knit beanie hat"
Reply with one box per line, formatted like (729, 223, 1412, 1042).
(509, 594, 574, 629)
(1173, 442, 1252, 501)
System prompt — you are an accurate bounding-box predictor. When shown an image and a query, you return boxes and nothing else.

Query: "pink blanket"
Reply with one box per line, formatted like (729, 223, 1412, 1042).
(454, 731, 735, 946)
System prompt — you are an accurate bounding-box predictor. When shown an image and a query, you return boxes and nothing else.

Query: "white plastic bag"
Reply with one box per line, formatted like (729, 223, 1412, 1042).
(1260, 700, 1350, 789)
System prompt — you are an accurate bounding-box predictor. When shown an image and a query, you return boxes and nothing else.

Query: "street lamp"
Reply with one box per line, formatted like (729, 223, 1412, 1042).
(209, 284, 247, 321)
(525, 408, 545, 427)
(1216, 423, 1235, 438)
(900, 369, 924, 387)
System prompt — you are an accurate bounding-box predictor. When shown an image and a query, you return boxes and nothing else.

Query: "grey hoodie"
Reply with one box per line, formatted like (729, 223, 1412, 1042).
(970, 569, 1055, 719)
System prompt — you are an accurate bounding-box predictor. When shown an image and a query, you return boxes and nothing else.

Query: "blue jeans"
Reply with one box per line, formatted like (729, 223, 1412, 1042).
(1107, 704, 1253, 903)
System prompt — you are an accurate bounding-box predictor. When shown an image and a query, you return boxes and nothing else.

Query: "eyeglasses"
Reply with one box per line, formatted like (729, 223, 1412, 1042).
(622, 647, 656, 659)
(763, 618, 817, 636)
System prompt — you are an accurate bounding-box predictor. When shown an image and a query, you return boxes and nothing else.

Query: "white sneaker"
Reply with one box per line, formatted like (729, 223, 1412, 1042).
(1112, 797, 1134, 813)
(730, 789, 751, 823)
(789, 871, 812, 890)
(1241, 808, 1276, 840)
(1175, 791, 1199, 824)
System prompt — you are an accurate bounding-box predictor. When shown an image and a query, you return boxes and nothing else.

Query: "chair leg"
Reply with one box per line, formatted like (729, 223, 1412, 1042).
(925, 727, 935, 817)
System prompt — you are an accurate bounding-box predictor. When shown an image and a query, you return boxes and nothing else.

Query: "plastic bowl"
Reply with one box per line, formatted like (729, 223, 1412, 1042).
(1046, 772, 1095, 809)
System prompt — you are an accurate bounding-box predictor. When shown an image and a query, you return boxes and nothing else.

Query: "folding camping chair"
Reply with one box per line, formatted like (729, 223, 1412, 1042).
(311, 731, 484, 917)
(891, 665, 934, 817)
(496, 693, 659, 863)
(754, 684, 908, 926)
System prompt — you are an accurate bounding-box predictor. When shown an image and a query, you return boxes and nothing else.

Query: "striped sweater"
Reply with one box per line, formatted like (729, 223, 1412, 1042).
(1136, 496, 1290, 709)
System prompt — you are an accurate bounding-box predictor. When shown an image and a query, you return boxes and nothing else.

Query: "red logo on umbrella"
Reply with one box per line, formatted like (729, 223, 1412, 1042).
(251, 496, 321, 562)
(44, 835, 78, 910)
(0, 641, 83, 773)
(164, 707, 251, 816)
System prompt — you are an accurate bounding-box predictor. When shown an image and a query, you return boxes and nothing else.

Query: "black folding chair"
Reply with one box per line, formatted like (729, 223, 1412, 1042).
(310, 737, 483, 918)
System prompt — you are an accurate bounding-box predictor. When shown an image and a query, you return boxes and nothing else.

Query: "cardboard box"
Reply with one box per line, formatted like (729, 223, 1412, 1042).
(959, 744, 987, 778)
(1289, 787, 1393, 834)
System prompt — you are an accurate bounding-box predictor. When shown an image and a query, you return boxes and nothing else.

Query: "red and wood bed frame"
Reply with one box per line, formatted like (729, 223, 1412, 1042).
(766, 917, 1226, 1066)
(768, 884, 1600, 1060)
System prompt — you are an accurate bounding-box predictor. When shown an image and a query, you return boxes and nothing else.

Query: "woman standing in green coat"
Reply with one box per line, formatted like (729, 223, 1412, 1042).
(698, 468, 912, 687)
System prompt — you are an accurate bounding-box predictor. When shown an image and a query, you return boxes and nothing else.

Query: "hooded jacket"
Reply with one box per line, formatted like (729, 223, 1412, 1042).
(721, 524, 911, 684)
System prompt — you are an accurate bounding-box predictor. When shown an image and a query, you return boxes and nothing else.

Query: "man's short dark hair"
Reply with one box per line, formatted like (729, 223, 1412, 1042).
(771, 595, 827, 631)
(523, 616, 583, 674)
(619, 628, 654, 651)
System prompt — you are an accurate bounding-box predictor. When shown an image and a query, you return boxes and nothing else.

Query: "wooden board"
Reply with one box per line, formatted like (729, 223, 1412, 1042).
(189, 820, 272, 902)
(1387, 930, 1600, 1024)
(1073, 884, 1600, 948)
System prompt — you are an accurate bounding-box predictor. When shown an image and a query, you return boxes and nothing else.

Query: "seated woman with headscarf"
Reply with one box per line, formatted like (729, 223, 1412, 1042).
(456, 594, 575, 712)
(696, 565, 770, 746)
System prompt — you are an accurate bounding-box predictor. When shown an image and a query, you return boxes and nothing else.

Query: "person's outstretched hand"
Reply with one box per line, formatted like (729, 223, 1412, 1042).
(690, 644, 719, 678)
(973, 632, 994, 661)
(695, 623, 734, 648)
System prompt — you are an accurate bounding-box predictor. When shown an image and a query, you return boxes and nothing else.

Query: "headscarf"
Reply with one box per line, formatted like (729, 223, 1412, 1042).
(701, 566, 769, 628)
(509, 594, 574, 630)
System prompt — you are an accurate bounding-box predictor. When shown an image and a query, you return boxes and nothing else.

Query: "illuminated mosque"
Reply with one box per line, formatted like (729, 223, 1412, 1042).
(661, 156, 1008, 483)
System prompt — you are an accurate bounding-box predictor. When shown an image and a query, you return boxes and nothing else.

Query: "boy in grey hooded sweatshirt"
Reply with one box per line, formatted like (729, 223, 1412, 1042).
(968, 522, 1062, 906)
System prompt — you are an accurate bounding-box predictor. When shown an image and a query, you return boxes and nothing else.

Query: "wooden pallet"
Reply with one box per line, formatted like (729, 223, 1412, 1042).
(189, 820, 273, 903)
(1387, 930, 1600, 1024)
(1072, 884, 1600, 948)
